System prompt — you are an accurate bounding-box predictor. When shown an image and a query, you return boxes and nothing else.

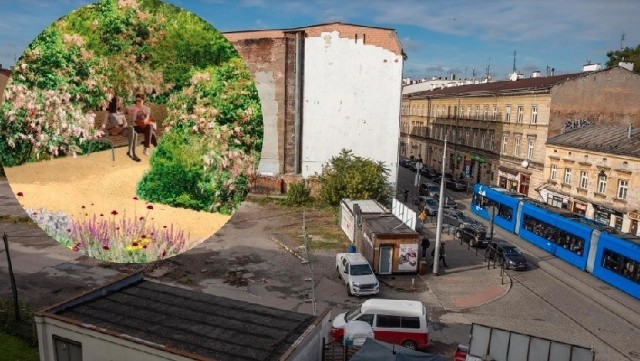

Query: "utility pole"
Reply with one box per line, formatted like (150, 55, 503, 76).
(432, 139, 447, 275)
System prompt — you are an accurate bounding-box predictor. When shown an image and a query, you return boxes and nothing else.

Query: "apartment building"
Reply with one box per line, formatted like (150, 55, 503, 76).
(401, 66, 640, 199)
(544, 125, 640, 235)
(225, 22, 404, 187)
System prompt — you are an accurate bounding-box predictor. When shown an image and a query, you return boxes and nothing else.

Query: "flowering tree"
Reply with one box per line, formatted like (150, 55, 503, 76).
(137, 59, 263, 214)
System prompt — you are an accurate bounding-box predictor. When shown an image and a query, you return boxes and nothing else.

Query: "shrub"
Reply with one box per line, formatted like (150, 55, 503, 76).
(285, 180, 311, 206)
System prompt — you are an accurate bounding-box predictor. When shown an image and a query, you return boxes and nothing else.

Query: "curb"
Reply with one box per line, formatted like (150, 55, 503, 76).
(271, 237, 307, 262)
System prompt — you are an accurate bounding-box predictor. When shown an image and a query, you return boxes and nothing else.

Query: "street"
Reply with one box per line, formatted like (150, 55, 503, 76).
(397, 165, 640, 361)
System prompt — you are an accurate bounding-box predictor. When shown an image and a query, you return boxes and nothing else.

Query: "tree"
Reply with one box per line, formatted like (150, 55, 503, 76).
(317, 149, 391, 207)
(606, 44, 640, 74)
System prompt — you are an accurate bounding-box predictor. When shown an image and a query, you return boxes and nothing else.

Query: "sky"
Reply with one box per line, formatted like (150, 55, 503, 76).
(0, 0, 639, 81)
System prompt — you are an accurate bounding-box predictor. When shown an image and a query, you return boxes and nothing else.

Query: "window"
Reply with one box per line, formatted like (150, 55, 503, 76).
(504, 105, 511, 122)
(480, 132, 486, 149)
(597, 174, 607, 193)
(465, 130, 470, 145)
(483, 106, 488, 120)
(513, 136, 521, 157)
(617, 179, 628, 199)
(550, 164, 557, 180)
(523, 215, 585, 256)
(527, 138, 535, 159)
(472, 130, 478, 147)
(492, 105, 498, 121)
(579, 171, 588, 189)
(517, 106, 524, 123)
(467, 106, 472, 118)
(602, 248, 640, 285)
(54, 336, 83, 361)
(502, 135, 509, 154)
(377, 315, 401, 328)
(489, 131, 495, 151)
(357, 314, 374, 325)
(564, 168, 572, 184)
(401, 317, 421, 329)
(476, 106, 480, 119)
(531, 106, 538, 124)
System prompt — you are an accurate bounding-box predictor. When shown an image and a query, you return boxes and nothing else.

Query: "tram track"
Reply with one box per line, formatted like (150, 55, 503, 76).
(507, 252, 638, 360)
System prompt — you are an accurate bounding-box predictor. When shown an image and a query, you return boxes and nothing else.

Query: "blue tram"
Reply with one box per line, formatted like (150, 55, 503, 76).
(471, 184, 640, 300)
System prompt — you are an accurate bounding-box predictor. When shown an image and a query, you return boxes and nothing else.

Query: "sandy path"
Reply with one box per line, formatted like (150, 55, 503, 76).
(5, 147, 229, 248)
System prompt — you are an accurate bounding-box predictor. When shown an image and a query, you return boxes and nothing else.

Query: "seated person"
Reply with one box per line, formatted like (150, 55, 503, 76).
(106, 97, 140, 162)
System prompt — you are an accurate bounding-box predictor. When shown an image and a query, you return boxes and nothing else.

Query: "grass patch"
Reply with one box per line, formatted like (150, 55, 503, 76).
(0, 332, 39, 361)
(0, 299, 38, 347)
(0, 215, 36, 224)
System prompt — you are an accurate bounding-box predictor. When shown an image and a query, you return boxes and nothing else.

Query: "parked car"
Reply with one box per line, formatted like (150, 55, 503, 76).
(431, 194, 458, 209)
(336, 253, 380, 296)
(443, 209, 483, 229)
(485, 240, 529, 270)
(413, 196, 439, 216)
(456, 226, 489, 248)
(446, 179, 468, 191)
(433, 172, 454, 184)
(418, 182, 440, 197)
(399, 159, 412, 169)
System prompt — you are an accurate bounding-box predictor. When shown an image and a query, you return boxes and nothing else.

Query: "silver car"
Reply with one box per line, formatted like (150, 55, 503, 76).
(414, 196, 439, 216)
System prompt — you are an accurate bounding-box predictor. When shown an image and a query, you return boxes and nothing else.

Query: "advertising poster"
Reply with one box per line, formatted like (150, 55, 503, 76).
(398, 243, 418, 271)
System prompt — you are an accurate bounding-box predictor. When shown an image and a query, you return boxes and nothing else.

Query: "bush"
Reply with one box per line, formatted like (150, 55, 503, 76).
(284, 180, 311, 206)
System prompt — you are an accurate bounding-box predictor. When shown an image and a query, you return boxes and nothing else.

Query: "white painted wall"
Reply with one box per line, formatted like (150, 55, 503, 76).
(36, 316, 194, 361)
(302, 31, 403, 185)
(254, 71, 280, 176)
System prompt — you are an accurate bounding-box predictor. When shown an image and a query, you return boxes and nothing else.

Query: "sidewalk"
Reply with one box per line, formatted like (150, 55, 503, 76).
(379, 225, 511, 311)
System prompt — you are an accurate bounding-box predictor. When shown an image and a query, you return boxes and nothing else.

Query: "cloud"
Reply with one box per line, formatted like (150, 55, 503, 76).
(400, 37, 421, 52)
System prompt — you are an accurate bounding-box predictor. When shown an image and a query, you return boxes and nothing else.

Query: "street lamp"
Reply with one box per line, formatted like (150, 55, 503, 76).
(432, 138, 448, 275)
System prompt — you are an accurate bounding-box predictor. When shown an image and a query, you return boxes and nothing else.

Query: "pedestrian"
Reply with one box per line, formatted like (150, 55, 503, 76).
(403, 189, 409, 202)
(421, 236, 430, 260)
(431, 243, 447, 267)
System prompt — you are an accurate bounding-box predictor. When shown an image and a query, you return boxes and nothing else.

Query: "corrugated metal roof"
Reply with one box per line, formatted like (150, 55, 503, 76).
(406, 72, 586, 98)
(50, 277, 314, 361)
(547, 125, 640, 158)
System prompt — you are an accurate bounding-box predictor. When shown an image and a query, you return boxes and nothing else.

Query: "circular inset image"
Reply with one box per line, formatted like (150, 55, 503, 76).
(0, 0, 263, 263)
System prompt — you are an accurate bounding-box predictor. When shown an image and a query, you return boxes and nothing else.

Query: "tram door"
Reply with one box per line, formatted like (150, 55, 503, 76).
(379, 246, 393, 274)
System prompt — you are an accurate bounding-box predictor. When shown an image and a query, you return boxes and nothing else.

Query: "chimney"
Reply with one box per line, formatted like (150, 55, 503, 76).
(452, 74, 456, 80)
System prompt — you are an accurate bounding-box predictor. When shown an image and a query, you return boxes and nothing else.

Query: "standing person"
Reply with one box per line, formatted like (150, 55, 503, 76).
(106, 97, 140, 162)
(128, 93, 157, 156)
(421, 236, 431, 260)
(431, 243, 447, 267)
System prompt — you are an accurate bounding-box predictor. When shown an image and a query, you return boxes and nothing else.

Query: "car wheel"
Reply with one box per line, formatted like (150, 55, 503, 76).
(402, 340, 417, 350)
(336, 267, 341, 279)
(455, 230, 462, 239)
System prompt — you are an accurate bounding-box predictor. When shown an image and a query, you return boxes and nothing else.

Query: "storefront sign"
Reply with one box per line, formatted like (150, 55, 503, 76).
(594, 204, 623, 217)
(629, 211, 640, 220)
(471, 154, 487, 163)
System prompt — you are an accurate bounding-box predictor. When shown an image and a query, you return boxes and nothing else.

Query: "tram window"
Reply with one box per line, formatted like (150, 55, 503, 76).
(522, 215, 585, 256)
(602, 248, 640, 285)
(497, 204, 513, 221)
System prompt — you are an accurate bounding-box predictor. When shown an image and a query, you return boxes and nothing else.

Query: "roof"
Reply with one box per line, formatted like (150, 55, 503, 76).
(546, 125, 640, 158)
(342, 199, 388, 214)
(405, 72, 587, 99)
(361, 299, 425, 318)
(362, 214, 418, 236)
(351, 338, 443, 361)
(43, 273, 315, 361)
(0, 67, 10, 77)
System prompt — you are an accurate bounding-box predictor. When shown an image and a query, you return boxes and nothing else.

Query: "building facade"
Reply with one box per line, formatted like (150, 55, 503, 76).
(225, 22, 404, 186)
(401, 67, 640, 199)
(543, 126, 640, 235)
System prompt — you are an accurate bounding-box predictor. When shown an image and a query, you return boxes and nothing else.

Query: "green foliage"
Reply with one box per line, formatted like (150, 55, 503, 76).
(285, 180, 312, 206)
(137, 131, 216, 210)
(0, 333, 39, 361)
(606, 44, 640, 74)
(317, 149, 391, 207)
(0, 299, 37, 347)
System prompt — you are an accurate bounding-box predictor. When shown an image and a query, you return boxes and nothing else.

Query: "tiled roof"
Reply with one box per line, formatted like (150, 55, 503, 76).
(406, 72, 587, 98)
(547, 125, 640, 158)
(0, 67, 11, 77)
(48, 275, 315, 361)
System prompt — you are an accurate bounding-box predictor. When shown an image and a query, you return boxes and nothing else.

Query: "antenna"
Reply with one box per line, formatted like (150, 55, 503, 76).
(512, 51, 517, 73)
(620, 32, 626, 50)
(486, 57, 491, 80)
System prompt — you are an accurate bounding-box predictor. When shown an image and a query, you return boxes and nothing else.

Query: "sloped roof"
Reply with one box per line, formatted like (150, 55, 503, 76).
(406, 72, 586, 98)
(0, 67, 11, 77)
(547, 125, 640, 158)
(44, 274, 315, 361)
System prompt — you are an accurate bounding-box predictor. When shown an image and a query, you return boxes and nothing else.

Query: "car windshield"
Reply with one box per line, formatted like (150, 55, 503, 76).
(428, 186, 439, 192)
(350, 264, 373, 275)
(345, 306, 362, 321)
(461, 216, 477, 224)
(503, 246, 521, 256)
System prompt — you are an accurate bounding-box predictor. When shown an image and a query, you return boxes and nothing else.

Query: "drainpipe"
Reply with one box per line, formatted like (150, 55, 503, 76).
(294, 31, 303, 174)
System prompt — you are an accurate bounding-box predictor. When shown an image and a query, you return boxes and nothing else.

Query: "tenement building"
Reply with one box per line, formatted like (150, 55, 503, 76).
(225, 22, 404, 187)
(543, 125, 640, 235)
(401, 66, 640, 199)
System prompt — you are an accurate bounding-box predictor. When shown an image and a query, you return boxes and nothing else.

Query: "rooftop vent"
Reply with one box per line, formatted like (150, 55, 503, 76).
(531, 71, 541, 78)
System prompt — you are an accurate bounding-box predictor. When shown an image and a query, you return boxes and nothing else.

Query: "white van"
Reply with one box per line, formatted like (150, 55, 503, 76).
(330, 299, 430, 350)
